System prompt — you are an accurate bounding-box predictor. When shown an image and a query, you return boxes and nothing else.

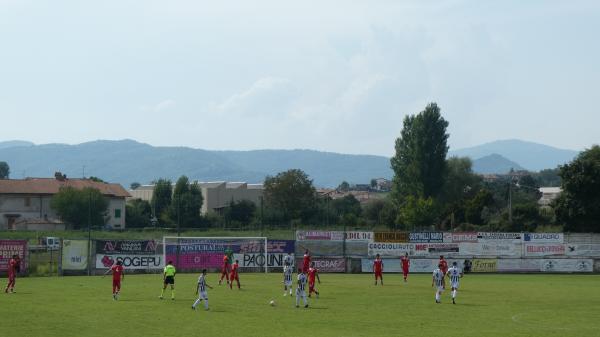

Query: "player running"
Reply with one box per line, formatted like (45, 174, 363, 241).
(446, 261, 463, 304)
(439, 255, 448, 289)
(302, 250, 311, 273)
(432, 263, 445, 304)
(103, 260, 124, 300)
(401, 253, 410, 282)
(373, 254, 384, 286)
(283, 262, 294, 296)
(160, 260, 176, 300)
(296, 268, 308, 308)
(284, 252, 294, 267)
(4, 255, 21, 294)
(192, 269, 213, 311)
(229, 259, 240, 290)
(219, 253, 230, 285)
(307, 262, 321, 298)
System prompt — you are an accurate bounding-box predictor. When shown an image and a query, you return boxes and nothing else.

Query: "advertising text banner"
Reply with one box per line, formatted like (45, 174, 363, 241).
(409, 232, 444, 243)
(374, 232, 409, 243)
(0, 240, 28, 273)
(522, 233, 563, 243)
(96, 240, 159, 254)
(61, 240, 88, 271)
(95, 254, 163, 270)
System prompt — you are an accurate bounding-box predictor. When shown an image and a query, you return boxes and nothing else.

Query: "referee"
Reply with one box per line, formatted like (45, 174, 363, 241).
(160, 261, 177, 300)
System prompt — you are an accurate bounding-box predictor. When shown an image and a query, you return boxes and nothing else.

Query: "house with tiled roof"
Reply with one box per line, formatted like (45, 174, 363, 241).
(0, 172, 130, 230)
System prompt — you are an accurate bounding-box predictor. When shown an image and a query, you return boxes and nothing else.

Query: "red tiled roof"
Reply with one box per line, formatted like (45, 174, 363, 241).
(0, 178, 130, 198)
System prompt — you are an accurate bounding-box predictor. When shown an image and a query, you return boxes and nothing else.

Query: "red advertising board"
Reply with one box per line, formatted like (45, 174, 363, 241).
(0, 240, 28, 274)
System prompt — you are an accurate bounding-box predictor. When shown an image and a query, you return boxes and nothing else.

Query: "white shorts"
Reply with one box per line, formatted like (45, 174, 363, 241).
(296, 289, 306, 297)
(198, 291, 208, 300)
(451, 282, 460, 289)
(284, 280, 292, 286)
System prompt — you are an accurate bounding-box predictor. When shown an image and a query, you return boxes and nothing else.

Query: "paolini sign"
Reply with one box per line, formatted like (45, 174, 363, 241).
(235, 240, 295, 268)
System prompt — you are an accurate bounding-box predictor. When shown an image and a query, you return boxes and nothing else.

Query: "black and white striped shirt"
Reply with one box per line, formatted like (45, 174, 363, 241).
(448, 266, 461, 283)
(297, 273, 307, 291)
(197, 275, 207, 292)
(432, 269, 444, 287)
(284, 265, 293, 283)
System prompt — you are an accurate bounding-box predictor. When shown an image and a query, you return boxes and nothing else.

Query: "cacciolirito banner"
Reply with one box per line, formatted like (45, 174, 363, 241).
(61, 240, 88, 271)
(409, 232, 444, 243)
(368, 243, 417, 257)
(523, 233, 563, 243)
(0, 240, 28, 273)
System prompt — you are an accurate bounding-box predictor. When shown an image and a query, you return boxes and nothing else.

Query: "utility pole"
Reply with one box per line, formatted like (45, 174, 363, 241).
(508, 180, 513, 225)
(87, 189, 92, 276)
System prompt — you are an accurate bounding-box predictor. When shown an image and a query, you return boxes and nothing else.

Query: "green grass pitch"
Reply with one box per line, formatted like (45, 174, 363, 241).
(1, 273, 598, 337)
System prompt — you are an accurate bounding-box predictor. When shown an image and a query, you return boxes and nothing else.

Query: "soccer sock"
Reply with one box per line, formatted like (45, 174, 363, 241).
(160, 288, 165, 297)
(204, 299, 209, 309)
(171, 290, 175, 299)
(193, 298, 201, 308)
(435, 292, 440, 302)
(296, 294, 300, 306)
(452, 290, 457, 298)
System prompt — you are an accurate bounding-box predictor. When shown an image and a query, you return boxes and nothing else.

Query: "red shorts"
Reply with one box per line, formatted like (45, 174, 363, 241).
(112, 280, 121, 289)
(374, 271, 382, 279)
(230, 273, 238, 281)
(402, 268, 409, 276)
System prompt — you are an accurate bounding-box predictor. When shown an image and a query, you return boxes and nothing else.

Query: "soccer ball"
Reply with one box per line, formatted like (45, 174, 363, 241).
(269, 300, 276, 306)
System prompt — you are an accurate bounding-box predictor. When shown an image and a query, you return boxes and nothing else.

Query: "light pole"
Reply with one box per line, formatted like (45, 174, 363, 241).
(87, 189, 92, 276)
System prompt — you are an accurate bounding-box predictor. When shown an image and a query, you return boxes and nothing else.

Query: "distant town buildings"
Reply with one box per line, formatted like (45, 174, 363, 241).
(128, 181, 264, 215)
(538, 187, 562, 206)
(0, 172, 130, 230)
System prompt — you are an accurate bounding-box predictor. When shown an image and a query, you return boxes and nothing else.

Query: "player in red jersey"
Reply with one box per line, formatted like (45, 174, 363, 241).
(401, 253, 410, 283)
(229, 259, 240, 290)
(219, 254, 230, 285)
(4, 255, 20, 293)
(373, 254, 384, 286)
(439, 255, 448, 289)
(307, 262, 321, 298)
(302, 250, 311, 273)
(103, 260, 124, 300)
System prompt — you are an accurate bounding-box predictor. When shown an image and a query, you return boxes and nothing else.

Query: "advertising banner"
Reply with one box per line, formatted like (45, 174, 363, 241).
(496, 259, 541, 272)
(471, 259, 497, 272)
(477, 232, 522, 242)
(61, 240, 88, 271)
(523, 233, 563, 243)
(301, 257, 346, 272)
(409, 232, 444, 243)
(96, 240, 159, 254)
(361, 258, 463, 273)
(524, 244, 566, 257)
(374, 232, 409, 243)
(443, 232, 478, 243)
(0, 240, 28, 273)
(296, 231, 344, 241)
(459, 242, 521, 257)
(96, 254, 163, 269)
(565, 244, 600, 257)
(234, 240, 295, 268)
(344, 231, 374, 242)
(165, 239, 240, 269)
(540, 259, 593, 272)
(368, 243, 417, 257)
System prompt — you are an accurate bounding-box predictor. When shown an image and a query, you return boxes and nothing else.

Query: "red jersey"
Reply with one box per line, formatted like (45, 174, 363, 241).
(373, 259, 383, 272)
(230, 263, 239, 277)
(7, 258, 17, 277)
(307, 267, 318, 282)
(439, 259, 448, 273)
(401, 256, 410, 269)
(111, 265, 124, 281)
(223, 255, 230, 267)
(303, 254, 310, 270)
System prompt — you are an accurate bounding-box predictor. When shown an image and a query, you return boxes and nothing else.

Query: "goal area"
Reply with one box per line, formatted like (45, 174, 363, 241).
(162, 236, 269, 273)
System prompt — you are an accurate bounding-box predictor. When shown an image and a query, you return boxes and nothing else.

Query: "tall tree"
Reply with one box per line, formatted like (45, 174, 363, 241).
(170, 176, 203, 227)
(554, 145, 600, 232)
(264, 169, 316, 223)
(391, 102, 449, 201)
(151, 178, 172, 222)
(0, 161, 9, 179)
(225, 200, 256, 225)
(50, 187, 108, 229)
(126, 198, 152, 228)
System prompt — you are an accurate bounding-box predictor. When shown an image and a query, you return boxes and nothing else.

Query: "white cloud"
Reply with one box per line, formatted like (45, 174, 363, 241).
(140, 99, 176, 113)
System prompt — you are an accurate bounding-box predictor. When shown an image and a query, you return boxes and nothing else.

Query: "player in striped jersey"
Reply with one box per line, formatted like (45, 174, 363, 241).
(431, 264, 445, 304)
(283, 262, 293, 296)
(296, 268, 309, 308)
(446, 262, 463, 304)
(192, 269, 213, 311)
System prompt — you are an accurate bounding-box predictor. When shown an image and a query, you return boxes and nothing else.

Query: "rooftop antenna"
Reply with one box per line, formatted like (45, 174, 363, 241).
(82, 165, 86, 178)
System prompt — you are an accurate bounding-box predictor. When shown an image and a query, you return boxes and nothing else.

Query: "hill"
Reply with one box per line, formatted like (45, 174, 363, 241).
(471, 153, 525, 174)
(450, 139, 578, 171)
(0, 140, 392, 187)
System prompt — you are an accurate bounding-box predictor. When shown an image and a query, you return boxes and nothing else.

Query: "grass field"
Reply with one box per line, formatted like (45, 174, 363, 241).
(1, 273, 599, 337)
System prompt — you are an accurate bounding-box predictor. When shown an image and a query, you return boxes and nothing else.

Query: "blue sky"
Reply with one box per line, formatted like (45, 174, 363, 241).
(1, 0, 598, 156)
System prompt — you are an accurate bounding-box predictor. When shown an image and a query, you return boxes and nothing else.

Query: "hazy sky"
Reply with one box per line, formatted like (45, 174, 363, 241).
(1, 0, 598, 156)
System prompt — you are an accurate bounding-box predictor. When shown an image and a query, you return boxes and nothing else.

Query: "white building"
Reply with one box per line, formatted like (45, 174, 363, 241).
(0, 173, 130, 230)
(538, 187, 562, 206)
(128, 181, 263, 215)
